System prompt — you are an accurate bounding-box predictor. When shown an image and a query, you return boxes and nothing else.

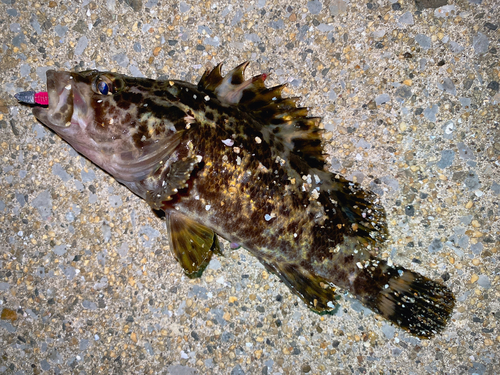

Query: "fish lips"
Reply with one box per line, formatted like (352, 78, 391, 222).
(32, 70, 88, 131)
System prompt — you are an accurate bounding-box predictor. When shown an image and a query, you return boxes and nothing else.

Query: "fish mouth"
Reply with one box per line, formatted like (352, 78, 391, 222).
(32, 70, 88, 131)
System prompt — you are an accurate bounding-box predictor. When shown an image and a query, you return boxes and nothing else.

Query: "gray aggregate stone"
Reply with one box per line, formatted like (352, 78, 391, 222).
(81, 168, 96, 183)
(437, 149, 454, 169)
(423, 104, 438, 122)
(307, 1, 322, 15)
(40, 360, 50, 371)
(179, 2, 190, 13)
(449, 40, 464, 53)
(32, 190, 52, 220)
(428, 238, 443, 253)
(459, 97, 471, 108)
(438, 78, 457, 95)
(52, 245, 67, 256)
(381, 324, 396, 339)
(464, 171, 480, 190)
(477, 275, 490, 289)
(0, 321, 16, 333)
(54, 25, 68, 38)
(399, 12, 414, 25)
(167, 365, 197, 375)
(108, 195, 122, 208)
(82, 300, 97, 310)
(329, 0, 347, 15)
(491, 181, 500, 195)
(375, 93, 390, 105)
(139, 226, 160, 247)
(30, 13, 42, 34)
(415, 34, 432, 49)
(473, 32, 489, 55)
(457, 142, 475, 160)
(52, 163, 71, 182)
(113, 52, 129, 68)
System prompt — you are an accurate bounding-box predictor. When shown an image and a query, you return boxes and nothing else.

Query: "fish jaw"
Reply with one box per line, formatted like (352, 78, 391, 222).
(32, 70, 98, 157)
(32, 70, 92, 130)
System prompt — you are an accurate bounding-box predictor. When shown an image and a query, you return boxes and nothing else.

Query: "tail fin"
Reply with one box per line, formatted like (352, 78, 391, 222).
(361, 265, 455, 338)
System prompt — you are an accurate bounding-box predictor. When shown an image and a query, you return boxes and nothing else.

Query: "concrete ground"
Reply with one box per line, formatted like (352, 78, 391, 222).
(0, 0, 499, 374)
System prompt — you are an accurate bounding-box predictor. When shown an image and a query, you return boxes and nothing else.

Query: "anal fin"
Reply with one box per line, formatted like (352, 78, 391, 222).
(262, 261, 339, 314)
(167, 211, 221, 278)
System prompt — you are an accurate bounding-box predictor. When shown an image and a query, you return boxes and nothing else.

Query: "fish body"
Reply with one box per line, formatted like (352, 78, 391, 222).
(21, 63, 454, 338)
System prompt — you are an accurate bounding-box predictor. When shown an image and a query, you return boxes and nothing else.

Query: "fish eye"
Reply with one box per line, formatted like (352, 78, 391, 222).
(93, 75, 115, 96)
(97, 81, 109, 95)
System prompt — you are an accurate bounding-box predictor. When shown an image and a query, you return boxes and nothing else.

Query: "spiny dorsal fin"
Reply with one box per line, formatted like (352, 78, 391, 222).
(198, 62, 326, 169)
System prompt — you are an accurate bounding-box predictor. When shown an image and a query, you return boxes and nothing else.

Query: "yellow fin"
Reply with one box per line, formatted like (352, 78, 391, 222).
(167, 211, 221, 278)
(263, 261, 339, 314)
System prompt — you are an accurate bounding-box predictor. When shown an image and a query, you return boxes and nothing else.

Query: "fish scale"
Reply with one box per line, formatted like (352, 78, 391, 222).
(16, 62, 455, 338)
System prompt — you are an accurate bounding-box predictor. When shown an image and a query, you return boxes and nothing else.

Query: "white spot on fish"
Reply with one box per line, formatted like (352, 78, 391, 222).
(255, 136, 262, 144)
(310, 189, 320, 200)
(275, 156, 285, 166)
(293, 233, 297, 238)
(97, 99, 103, 103)
(222, 139, 234, 146)
(205, 204, 211, 211)
(193, 94, 197, 99)
(264, 214, 272, 221)
(204, 95, 210, 101)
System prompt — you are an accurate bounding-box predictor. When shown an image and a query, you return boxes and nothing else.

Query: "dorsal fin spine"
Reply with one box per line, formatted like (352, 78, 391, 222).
(197, 62, 326, 169)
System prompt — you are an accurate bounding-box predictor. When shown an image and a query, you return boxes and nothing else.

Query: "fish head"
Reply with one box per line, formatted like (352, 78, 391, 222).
(33, 70, 184, 183)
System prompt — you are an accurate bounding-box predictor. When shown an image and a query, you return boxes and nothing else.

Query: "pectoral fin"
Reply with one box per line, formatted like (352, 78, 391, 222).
(167, 211, 221, 278)
(262, 260, 340, 314)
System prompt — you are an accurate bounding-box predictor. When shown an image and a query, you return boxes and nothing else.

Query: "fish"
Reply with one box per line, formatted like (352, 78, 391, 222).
(16, 62, 455, 338)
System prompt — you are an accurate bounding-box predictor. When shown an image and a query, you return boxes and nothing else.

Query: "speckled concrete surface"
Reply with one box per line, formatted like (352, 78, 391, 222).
(0, 0, 499, 374)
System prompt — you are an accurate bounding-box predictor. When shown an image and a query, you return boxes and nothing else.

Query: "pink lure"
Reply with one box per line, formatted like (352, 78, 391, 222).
(14, 91, 49, 105)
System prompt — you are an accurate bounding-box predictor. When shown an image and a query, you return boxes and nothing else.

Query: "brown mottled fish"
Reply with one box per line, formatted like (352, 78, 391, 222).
(16, 62, 454, 338)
